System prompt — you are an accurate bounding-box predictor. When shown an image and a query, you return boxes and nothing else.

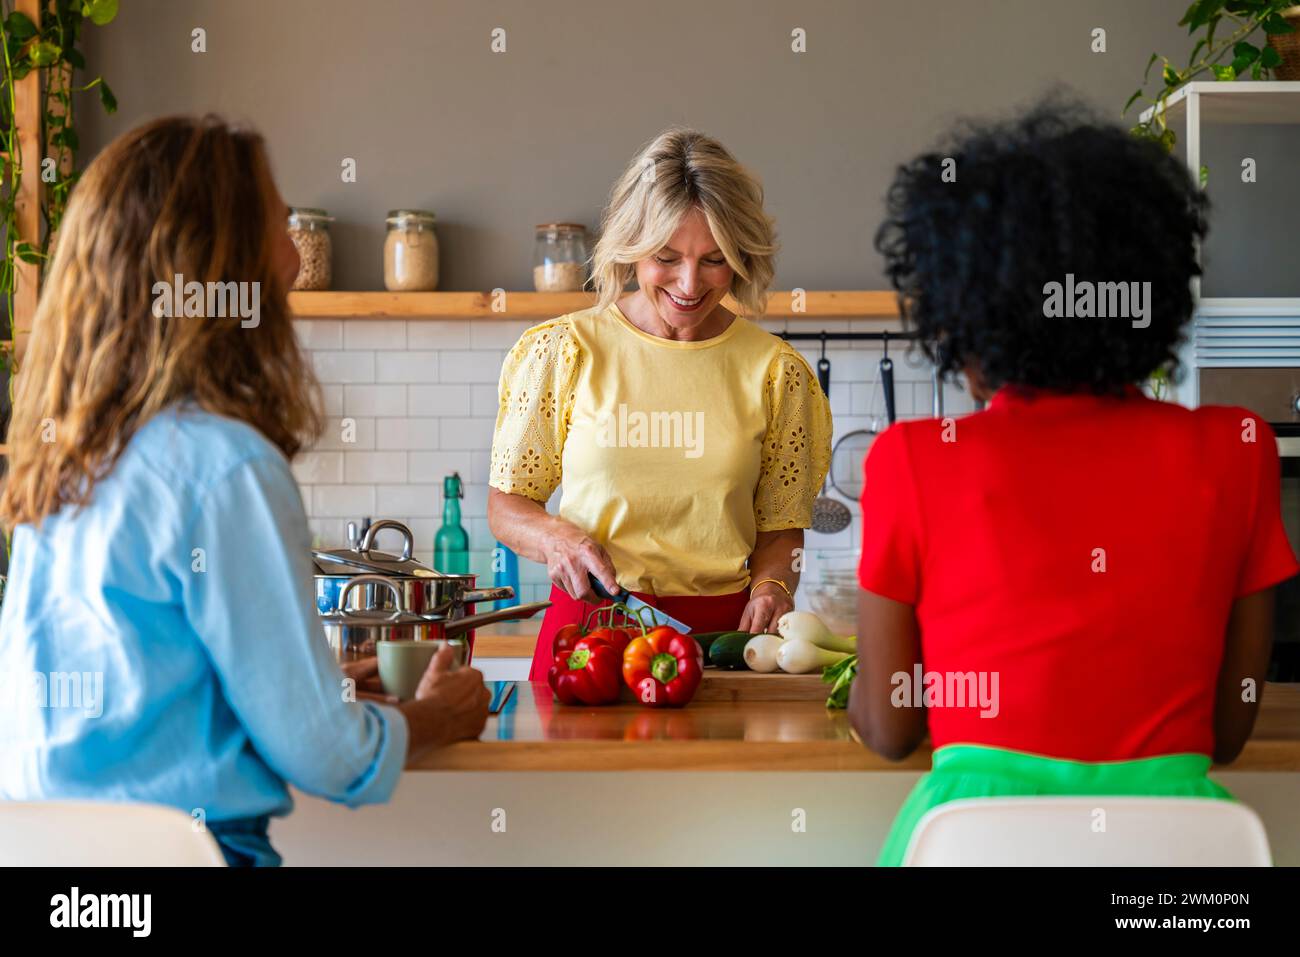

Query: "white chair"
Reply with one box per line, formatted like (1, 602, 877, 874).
(902, 797, 1272, 866)
(0, 801, 227, 866)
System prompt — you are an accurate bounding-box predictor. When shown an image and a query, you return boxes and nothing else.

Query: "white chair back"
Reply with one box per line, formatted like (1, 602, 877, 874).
(0, 801, 227, 866)
(902, 797, 1272, 866)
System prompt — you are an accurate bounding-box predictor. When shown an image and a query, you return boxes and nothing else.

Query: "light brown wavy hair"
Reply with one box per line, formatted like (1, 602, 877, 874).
(0, 114, 322, 527)
(591, 128, 777, 317)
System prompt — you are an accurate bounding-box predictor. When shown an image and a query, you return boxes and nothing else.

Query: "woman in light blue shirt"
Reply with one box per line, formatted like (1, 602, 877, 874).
(0, 115, 489, 865)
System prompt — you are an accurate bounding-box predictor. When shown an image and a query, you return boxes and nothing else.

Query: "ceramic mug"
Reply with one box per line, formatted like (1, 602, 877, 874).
(376, 639, 466, 701)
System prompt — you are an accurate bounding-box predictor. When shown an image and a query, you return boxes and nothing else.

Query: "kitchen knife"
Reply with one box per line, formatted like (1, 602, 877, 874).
(587, 572, 692, 634)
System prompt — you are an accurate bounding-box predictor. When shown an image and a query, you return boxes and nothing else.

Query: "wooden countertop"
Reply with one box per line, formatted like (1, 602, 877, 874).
(409, 679, 1300, 773)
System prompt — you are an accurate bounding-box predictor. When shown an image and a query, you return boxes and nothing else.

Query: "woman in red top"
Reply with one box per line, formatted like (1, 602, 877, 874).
(852, 99, 1299, 865)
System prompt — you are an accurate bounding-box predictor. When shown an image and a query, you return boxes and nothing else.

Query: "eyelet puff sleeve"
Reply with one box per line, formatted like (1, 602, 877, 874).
(489, 318, 584, 504)
(754, 344, 834, 531)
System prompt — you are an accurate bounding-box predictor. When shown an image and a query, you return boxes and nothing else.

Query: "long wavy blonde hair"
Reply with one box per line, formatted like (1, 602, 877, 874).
(590, 128, 777, 317)
(1, 115, 322, 527)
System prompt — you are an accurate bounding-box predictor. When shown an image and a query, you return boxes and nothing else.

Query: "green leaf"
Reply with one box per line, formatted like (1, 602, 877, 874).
(10, 60, 31, 81)
(1200, 165, 1209, 189)
(64, 46, 85, 69)
(1160, 127, 1178, 153)
(1262, 12, 1296, 34)
(1233, 41, 1261, 62)
(15, 242, 44, 264)
(28, 41, 61, 66)
(1163, 64, 1184, 87)
(4, 11, 38, 39)
(1230, 54, 1254, 75)
(98, 79, 116, 113)
(1189, 37, 1208, 64)
(1181, 0, 1226, 31)
(1212, 63, 1237, 80)
(1251, 60, 1263, 79)
(53, 127, 79, 150)
(1144, 51, 1160, 82)
(1123, 88, 1144, 114)
(81, 0, 119, 27)
(1261, 44, 1283, 68)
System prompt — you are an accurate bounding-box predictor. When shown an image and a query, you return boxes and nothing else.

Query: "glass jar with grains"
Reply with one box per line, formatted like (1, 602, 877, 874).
(384, 210, 439, 292)
(533, 223, 588, 292)
(287, 207, 334, 291)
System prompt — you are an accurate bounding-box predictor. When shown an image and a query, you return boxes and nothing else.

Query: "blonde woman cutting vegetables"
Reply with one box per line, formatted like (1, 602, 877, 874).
(487, 128, 833, 680)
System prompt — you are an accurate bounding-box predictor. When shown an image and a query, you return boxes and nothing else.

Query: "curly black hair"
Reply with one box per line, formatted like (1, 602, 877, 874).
(875, 95, 1208, 395)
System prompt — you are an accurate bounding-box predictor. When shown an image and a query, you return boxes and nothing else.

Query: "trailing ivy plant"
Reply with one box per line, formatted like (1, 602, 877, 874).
(1125, 0, 1296, 153)
(1, 0, 117, 566)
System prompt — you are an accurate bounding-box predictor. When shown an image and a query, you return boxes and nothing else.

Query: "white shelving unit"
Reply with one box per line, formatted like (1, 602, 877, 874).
(1141, 82, 1300, 404)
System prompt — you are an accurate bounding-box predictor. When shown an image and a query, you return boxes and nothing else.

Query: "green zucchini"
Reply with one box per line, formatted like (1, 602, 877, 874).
(708, 632, 756, 670)
(690, 631, 735, 658)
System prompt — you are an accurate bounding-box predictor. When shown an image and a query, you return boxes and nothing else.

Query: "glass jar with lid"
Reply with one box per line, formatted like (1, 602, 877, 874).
(533, 223, 589, 292)
(287, 207, 334, 291)
(384, 210, 439, 292)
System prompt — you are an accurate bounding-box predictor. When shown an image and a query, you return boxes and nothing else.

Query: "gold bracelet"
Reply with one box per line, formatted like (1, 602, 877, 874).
(750, 577, 792, 600)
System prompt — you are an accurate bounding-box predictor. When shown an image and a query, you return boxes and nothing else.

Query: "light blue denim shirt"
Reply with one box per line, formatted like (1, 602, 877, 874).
(0, 405, 408, 823)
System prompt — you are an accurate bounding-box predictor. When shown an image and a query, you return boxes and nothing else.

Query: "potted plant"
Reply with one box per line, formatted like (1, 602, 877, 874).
(1124, 0, 1299, 151)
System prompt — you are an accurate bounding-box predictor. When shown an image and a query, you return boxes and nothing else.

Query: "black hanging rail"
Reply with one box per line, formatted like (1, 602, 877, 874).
(776, 330, 919, 343)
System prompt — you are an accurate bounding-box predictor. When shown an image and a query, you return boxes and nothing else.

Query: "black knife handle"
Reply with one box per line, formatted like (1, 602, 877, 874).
(587, 571, 627, 603)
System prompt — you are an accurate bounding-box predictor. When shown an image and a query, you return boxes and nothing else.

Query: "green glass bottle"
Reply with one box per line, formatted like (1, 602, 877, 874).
(434, 471, 470, 574)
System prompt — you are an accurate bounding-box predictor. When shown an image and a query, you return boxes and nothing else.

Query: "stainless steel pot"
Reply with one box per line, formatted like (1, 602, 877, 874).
(322, 575, 550, 664)
(313, 519, 512, 617)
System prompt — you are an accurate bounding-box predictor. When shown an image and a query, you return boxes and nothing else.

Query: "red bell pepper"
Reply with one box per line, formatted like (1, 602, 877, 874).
(621, 626, 703, 708)
(585, 623, 632, 656)
(548, 638, 622, 706)
(552, 623, 584, 657)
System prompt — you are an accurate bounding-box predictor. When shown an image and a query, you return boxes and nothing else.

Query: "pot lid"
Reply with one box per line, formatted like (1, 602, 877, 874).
(312, 519, 445, 578)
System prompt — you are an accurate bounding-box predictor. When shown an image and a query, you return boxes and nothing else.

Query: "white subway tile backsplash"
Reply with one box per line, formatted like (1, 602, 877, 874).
(471, 384, 499, 418)
(345, 451, 408, 483)
(440, 351, 507, 383)
(377, 484, 442, 517)
(344, 320, 407, 351)
(375, 351, 440, 384)
(319, 384, 344, 416)
(308, 517, 347, 548)
(409, 450, 476, 483)
(313, 484, 376, 517)
(295, 319, 343, 350)
(313, 351, 375, 384)
(344, 384, 407, 416)
(439, 417, 497, 450)
(407, 319, 474, 349)
(378, 418, 440, 450)
(312, 417, 376, 450)
(292, 451, 344, 485)
(462, 482, 488, 519)
(470, 320, 532, 350)
(409, 384, 474, 416)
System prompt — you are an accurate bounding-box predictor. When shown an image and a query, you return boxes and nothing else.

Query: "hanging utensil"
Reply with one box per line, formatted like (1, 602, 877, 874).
(810, 333, 852, 534)
(880, 331, 897, 426)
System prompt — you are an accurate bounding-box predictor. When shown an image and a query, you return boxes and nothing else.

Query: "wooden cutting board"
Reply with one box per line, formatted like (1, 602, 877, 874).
(619, 668, 829, 703)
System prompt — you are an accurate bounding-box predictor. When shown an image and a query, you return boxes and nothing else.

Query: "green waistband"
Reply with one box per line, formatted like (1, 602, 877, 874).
(931, 744, 1214, 792)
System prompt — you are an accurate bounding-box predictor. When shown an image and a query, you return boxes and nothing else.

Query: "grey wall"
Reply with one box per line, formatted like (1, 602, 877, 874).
(79, 0, 1195, 292)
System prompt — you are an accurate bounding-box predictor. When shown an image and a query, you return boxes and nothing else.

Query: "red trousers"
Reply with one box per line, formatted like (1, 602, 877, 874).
(529, 583, 750, 680)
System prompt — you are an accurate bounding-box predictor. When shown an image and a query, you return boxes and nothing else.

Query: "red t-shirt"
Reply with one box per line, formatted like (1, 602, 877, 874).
(857, 386, 1299, 761)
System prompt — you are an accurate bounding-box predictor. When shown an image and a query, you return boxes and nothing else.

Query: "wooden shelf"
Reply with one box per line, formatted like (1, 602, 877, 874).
(288, 290, 899, 320)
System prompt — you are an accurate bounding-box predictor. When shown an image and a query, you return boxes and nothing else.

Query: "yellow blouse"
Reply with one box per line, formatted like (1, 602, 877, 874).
(489, 304, 833, 596)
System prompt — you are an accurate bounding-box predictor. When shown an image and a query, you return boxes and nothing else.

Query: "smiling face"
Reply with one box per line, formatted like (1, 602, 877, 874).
(633, 207, 733, 333)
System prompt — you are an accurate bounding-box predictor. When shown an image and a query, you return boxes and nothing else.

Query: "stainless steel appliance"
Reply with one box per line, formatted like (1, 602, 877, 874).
(1200, 368, 1300, 680)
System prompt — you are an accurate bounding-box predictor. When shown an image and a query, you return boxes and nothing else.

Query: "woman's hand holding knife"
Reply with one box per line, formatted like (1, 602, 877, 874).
(544, 526, 620, 604)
